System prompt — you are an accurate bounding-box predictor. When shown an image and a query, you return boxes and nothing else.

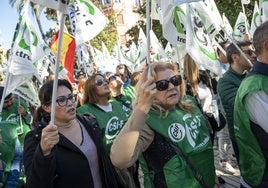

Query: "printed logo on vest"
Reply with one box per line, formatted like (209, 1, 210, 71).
(105, 116, 124, 141)
(168, 123, 185, 142)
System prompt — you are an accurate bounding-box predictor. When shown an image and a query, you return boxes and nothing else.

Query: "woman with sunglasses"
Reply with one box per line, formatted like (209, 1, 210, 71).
(77, 74, 137, 188)
(23, 79, 122, 188)
(106, 73, 136, 117)
(110, 62, 216, 188)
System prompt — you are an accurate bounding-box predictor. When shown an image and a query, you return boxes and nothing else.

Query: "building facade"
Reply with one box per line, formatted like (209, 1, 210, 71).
(99, 0, 143, 45)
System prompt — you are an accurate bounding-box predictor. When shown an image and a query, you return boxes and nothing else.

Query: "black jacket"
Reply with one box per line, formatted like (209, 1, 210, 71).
(23, 115, 121, 188)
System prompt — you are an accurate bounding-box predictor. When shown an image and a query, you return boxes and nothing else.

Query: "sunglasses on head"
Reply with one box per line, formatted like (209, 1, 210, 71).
(242, 49, 255, 56)
(155, 75, 182, 91)
(55, 94, 76, 107)
(96, 79, 108, 86)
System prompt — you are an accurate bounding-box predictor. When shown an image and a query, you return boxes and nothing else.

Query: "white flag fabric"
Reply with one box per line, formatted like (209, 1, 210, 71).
(151, 0, 161, 21)
(101, 42, 110, 60)
(34, 56, 50, 81)
(233, 12, 249, 41)
(222, 13, 233, 38)
(162, 1, 187, 49)
(150, 30, 167, 62)
(186, 4, 221, 75)
(174, 0, 202, 5)
(137, 28, 148, 64)
(10, 4, 46, 76)
(68, 0, 109, 45)
(76, 44, 95, 76)
(241, 0, 250, 4)
(193, 0, 223, 38)
(260, 0, 268, 21)
(250, 1, 261, 36)
(30, 0, 68, 14)
(13, 81, 40, 107)
(125, 42, 139, 64)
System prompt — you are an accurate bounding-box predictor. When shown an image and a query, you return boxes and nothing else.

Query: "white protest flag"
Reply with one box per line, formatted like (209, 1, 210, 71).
(242, 0, 250, 4)
(13, 81, 40, 107)
(125, 41, 139, 64)
(186, 4, 221, 74)
(260, 0, 268, 21)
(174, 0, 202, 5)
(34, 56, 50, 81)
(222, 13, 233, 38)
(76, 43, 95, 76)
(101, 42, 110, 60)
(31, 0, 68, 13)
(164, 42, 176, 61)
(151, 0, 162, 23)
(250, 1, 261, 36)
(150, 30, 167, 62)
(6, 2, 47, 94)
(68, 0, 109, 45)
(162, 0, 187, 51)
(111, 41, 123, 62)
(137, 28, 148, 63)
(233, 12, 249, 41)
(193, 0, 223, 38)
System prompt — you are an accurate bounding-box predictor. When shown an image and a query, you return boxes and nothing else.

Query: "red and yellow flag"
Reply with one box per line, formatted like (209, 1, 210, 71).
(50, 31, 76, 83)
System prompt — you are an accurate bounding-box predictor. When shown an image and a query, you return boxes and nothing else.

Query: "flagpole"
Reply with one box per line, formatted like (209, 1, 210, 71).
(241, 1, 249, 33)
(0, 20, 20, 122)
(146, 0, 151, 74)
(50, 12, 67, 125)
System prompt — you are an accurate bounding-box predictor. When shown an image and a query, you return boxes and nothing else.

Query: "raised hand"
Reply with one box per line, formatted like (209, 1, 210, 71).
(40, 123, 59, 156)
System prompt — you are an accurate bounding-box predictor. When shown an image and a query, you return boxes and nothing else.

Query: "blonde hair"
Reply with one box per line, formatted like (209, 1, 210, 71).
(183, 53, 199, 96)
(135, 62, 194, 117)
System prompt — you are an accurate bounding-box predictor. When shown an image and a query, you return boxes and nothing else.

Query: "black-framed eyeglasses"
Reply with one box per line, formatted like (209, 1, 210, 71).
(55, 94, 76, 107)
(242, 49, 255, 56)
(155, 75, 182, 91)
(96, 79, 108, 86)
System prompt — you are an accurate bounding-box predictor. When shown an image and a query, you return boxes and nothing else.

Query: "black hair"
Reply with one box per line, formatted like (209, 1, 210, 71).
(226, 40, 253, 64)
(33, 79, 73, 126)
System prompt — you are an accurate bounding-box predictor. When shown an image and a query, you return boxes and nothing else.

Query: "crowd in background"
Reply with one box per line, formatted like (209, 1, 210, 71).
(0, 21, 267, 188)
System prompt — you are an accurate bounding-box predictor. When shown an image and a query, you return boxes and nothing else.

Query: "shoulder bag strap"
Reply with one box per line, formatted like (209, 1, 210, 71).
(165, 138, 210, 188)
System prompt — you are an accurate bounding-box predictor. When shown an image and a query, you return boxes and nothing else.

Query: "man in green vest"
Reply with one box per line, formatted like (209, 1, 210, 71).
(234, 21, 268, 187)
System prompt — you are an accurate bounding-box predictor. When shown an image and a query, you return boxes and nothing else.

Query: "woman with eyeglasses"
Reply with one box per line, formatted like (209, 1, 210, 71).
(110, 62, 216, 188)
(23, 79, 123, 188)
(77, 74, 137, 188)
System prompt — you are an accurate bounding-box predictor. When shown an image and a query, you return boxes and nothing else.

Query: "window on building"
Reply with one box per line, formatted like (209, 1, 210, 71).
(114, 0, 121, 2)
(117, 14, 124, 25)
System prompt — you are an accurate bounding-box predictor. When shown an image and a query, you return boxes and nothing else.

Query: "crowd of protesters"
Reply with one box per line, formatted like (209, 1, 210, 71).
(0, 21, 268, 188)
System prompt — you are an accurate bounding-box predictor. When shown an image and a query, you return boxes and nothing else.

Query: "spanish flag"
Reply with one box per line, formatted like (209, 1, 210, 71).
(50, 31, 76, 83)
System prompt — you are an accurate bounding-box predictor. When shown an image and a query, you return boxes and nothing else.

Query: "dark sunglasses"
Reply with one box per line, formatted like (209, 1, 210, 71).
(108, 74, 120, 82)
(242, 49, 255, 56)
(155, 75, 182, 91)
(56, 94, 76, 107)
(96, 79, 108, 86)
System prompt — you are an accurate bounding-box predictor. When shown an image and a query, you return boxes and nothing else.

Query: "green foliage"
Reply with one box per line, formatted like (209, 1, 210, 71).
(215, 0, 254, 27)
(90, 14, 117, 52)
